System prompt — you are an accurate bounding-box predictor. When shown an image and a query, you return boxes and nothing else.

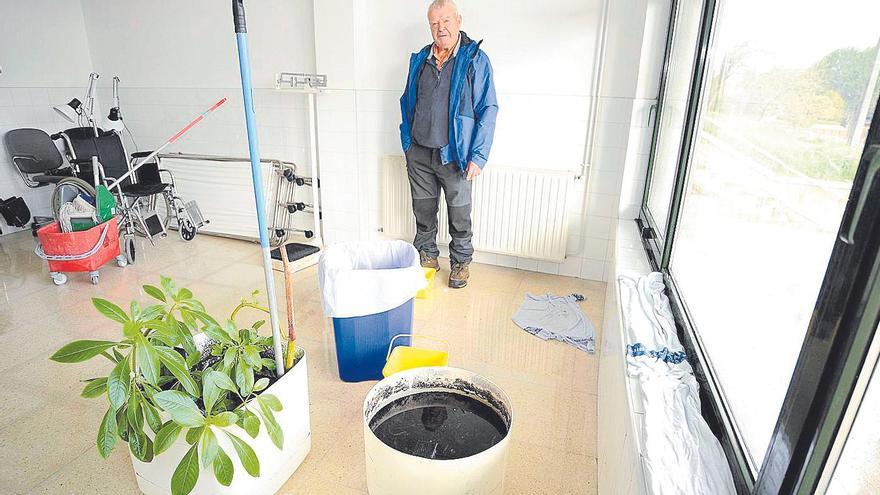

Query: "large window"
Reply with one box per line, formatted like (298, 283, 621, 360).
(641, 0, 880, 490)
(671, 0, 880, 467)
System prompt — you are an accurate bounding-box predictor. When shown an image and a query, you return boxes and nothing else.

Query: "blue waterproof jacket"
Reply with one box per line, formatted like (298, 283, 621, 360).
(400, 32, 498, 171)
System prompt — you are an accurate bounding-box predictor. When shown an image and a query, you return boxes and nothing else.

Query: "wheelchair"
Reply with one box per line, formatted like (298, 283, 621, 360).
(5, 127, 205, 265)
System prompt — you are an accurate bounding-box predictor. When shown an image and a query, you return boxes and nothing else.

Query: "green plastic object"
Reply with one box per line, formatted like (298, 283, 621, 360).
(95, 185, 117, 222)
(70, 218, 97, 232)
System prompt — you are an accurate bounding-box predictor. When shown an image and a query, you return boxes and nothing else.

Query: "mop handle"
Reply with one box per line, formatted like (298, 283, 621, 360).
(107, 97, 228, 190)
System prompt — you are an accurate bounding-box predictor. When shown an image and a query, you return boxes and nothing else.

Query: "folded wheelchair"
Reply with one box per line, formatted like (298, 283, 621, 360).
(5, 127, 206, 264)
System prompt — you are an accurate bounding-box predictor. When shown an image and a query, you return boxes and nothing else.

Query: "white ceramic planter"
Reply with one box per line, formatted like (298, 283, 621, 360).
(131, 350, 311, 495)
(363, 367, 513, 495)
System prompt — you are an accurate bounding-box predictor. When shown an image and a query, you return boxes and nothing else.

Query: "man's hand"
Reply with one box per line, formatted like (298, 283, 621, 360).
(466, 162, 482, 181)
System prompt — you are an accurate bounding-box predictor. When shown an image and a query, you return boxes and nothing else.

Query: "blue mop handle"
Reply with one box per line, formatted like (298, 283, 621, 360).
(233, 0, 286, 376)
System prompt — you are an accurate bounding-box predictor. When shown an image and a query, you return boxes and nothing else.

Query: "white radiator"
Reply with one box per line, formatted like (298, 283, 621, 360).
(381, 156, 574, 262)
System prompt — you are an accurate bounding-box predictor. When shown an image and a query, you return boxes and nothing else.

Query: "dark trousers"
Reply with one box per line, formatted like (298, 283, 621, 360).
(405, 143, 473, 264)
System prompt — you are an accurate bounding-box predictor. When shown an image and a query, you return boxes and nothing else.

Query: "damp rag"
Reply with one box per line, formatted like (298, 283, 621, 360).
(512, 293, 595, 353)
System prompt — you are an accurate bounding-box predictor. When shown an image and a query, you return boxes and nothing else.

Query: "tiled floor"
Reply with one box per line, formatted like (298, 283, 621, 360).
(0, 231, 604, 494)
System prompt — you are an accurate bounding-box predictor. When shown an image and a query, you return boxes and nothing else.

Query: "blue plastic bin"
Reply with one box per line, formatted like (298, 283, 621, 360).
(332, 298, 414, 382)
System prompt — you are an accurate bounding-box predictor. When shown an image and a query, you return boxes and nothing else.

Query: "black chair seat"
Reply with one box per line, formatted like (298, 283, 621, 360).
(271, 243, 321, 263)
(32, 174, 69, 184)
(121, 182, 169, 197)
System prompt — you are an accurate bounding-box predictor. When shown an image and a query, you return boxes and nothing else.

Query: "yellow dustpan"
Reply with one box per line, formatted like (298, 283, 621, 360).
(382, 334, 450, 377)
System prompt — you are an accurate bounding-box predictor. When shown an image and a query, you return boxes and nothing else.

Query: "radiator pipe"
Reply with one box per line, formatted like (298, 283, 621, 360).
(232, 0, 286, 376)
(574, 0, 611, 263)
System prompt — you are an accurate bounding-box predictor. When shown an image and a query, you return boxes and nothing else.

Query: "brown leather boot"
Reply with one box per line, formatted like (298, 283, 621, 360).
(420, 251, 440, 271)
(449, 262, 470, 289)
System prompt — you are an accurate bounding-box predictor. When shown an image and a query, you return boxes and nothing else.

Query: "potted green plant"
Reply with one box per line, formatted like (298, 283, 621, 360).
(50, 277, 311, 495)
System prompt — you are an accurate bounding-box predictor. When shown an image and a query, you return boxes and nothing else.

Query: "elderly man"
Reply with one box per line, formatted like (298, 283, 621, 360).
(400, 0, 498, 289)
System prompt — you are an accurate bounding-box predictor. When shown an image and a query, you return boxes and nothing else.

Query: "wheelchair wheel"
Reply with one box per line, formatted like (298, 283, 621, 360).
(134, 193, 172, 237)
(179, 219, 197, 241)
(124, 236, 137, 264)
(51, 178, 96, 219)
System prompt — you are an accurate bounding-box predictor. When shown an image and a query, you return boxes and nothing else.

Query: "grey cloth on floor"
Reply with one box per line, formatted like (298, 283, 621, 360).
(512, 293, 595, 353)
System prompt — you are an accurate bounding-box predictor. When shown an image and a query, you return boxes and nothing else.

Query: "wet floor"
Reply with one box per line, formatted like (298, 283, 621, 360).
(0, 231, 603, 494)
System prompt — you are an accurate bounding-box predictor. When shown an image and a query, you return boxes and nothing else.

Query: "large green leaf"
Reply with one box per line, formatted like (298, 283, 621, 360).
(127, 389, 144, 432)
(122, 321, 142, 340)
(256, 397, 284, 449)
(253, 378, 269, 393)
(116, 408, 130, 442)
(136, 335, 161, 386)
(235, 363, 254, 396)
(81, 377, 108, 399)
(143, 284, 166, 303)
(185, 426, 204, 445)
(96, 407, 118, 459)
(140, 305, 167, 323)
(188, 309, 220, 328)
(185, 350, 201, 369)
(108, 355, 131, 411)
(211, 411, 239, 428)
(128, 426, 152, 462)
(50, 340, 118, 363)
(171, 443, 200, 495)
(242, 346, 262, 368)
(237, 409, 260, 438)
(146, 320, 179, 346)
(154, 391, 205, 428)
(143, 402, 162, 434)
(154, 421, 183, 456)
(212, 447, 234, 486)
(177, 288, 193, 302)
(225, 320, 241, 343)
(259, 394, 283, 412)
(203, 323, 232, 345)
(155, 346, 199, 397)
(225, 431, 260, 477)
(223, 348, 237, 371)
(202, 372, 221, 416)
(92, 298, 129, 323)
(210, 368, 238, 393)
(160, 275, 178, 298)
(200, 427, 219, 468)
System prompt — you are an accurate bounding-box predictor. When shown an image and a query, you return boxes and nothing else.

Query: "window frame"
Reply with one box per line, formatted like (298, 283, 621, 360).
(638, 1, 880, 493)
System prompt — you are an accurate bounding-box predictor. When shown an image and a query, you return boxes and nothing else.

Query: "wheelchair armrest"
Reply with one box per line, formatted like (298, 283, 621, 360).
(131, 151, 155, 159)
(70, 158, 93, 165)
(158, 168, 176, 186)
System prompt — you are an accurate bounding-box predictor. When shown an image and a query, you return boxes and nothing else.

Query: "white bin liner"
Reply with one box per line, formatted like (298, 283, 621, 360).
(319, 240, 427, 318)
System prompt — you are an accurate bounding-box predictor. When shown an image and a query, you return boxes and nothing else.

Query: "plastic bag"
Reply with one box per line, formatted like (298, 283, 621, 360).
(0, 196, 31, 227)
(318, 240, 427, 318)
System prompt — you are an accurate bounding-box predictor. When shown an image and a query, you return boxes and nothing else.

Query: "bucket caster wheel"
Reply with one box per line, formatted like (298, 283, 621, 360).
(179, 220, 197, 241)
(51, 273, 67, 286)
(116, 255, 128, 268)
(90, 272, 100, 285)
(124, 237, 137, 264)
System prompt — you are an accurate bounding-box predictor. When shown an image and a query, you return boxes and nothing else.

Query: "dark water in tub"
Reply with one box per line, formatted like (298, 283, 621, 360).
(368, 391, 508, 460)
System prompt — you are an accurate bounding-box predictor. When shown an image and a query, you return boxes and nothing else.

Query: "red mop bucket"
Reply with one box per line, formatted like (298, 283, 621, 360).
(35, 217, 123, 285)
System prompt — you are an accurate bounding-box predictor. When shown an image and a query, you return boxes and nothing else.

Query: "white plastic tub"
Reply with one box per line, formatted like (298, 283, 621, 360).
(131, 350, 311, 495)
(363, 367, 513, 495)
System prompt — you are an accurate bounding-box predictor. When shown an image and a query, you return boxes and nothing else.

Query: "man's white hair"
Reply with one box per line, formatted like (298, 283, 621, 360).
(428, 0, 461, 16)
